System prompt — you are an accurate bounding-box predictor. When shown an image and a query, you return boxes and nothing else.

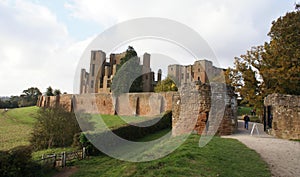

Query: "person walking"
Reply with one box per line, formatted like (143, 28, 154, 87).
(244, 114, 250, 130)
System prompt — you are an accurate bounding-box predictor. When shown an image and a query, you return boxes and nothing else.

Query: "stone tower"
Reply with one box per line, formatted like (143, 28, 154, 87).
(142, 53, 152, 92)
(157, 69, 162, 82)
(80, 69, 89, 94)
(88, 50, 106, 93)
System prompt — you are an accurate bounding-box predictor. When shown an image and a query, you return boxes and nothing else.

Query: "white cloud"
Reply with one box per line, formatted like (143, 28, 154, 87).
(65, 0, 294, 68)
(0, 0, 295, 95)
(0, 0, 91, 95)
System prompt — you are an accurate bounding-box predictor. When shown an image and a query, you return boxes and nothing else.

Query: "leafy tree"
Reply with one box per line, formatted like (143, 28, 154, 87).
(54, 89, 61, 96)
(229, 9, 300, 112)
(112, 46, 143, 96)
(154, 76, 178, 92)
(45, 86, 54, 96)
(9, 96, 19, 108)
(30, 106, 93, 150)
(19, 87, 42, 107)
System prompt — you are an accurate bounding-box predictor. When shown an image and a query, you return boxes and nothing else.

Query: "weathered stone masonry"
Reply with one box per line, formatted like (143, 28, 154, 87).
(37, 92, 174, 116)
(264, 94, 300, 139)
(172, 83, 238, 136)
(37, 84, 237, 136)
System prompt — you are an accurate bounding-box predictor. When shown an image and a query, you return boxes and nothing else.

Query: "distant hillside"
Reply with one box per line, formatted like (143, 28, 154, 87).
(0, 106, 39, 150)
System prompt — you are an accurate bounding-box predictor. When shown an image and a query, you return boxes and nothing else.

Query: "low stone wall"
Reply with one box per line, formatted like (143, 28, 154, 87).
(264, 94, 300, 139)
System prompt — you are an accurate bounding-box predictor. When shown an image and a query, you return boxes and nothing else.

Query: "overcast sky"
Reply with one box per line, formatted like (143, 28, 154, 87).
(0, 0, 296, 96)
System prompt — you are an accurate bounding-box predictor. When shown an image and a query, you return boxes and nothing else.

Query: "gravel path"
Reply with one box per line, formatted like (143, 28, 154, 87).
(52, 167, 78, 177)
(223, 121, 300, 177)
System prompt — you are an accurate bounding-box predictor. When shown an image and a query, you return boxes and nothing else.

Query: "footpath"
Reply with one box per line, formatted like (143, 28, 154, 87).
(223, 120, 300, 177)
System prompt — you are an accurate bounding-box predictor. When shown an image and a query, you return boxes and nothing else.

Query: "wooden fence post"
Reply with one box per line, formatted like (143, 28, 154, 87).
(53, 154, 57, 168)
(82, 147, 86, 159)
(61, 152, 66, 167)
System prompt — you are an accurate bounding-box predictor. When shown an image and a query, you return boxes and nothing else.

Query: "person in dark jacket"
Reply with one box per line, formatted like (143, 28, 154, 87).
(244, 114, 250, 130)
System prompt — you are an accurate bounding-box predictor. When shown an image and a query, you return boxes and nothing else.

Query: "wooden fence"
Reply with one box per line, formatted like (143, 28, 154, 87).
(36, 147, 86, 168)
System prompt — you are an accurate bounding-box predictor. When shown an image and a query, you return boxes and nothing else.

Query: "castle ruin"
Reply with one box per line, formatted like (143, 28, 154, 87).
(168, 60, 224, 86)
(37, 54, 237, 136)
(80, 50, 161, 94)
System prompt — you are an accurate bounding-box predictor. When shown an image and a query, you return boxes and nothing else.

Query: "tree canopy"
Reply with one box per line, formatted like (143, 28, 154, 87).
(0, 87, 42, 108)
(227, 9, 300, 110)
(46, 86, 54, 96)
(154, 76, 178, 92)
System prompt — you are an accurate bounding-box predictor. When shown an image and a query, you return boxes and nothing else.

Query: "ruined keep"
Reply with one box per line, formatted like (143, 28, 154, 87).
(80, 50, 161, 94)
(264, 94, 300, 139)
(168, 60, 224, 87)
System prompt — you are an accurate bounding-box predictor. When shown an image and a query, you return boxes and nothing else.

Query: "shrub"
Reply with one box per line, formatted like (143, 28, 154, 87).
(30, 106, 93, 150)
(0, 146, 41, 177)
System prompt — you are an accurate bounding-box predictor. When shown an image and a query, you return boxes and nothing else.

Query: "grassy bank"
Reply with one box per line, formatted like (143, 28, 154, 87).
(0, 106, 39, 150)
(72, 131, 271, 177)
(91, 114, 163, 129)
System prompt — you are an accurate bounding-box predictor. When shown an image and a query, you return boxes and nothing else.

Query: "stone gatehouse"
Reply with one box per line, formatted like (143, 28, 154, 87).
(264, 94, 300, 139)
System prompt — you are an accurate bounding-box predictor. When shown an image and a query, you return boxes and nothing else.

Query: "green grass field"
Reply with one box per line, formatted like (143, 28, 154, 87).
(0, 107, 271, 176)
(0, 106, 161, 151)
(71, 130, 271, 177)
(0, 106, 39, 150)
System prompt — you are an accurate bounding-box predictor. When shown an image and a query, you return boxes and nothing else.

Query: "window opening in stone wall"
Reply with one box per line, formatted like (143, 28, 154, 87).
(91, 80, 94, 88)
(136, 97, 140, 115)
(92, 64, 95, 76)
(93, 52, 96, 60)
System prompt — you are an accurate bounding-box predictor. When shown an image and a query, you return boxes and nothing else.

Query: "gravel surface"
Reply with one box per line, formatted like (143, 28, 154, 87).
(223, 121, 300, 177)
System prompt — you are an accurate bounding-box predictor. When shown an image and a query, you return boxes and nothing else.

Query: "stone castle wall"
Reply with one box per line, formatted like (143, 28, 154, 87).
(264, 94, 300, 139)
(37, 85, 237, 136)
(37, 92, 175, 116)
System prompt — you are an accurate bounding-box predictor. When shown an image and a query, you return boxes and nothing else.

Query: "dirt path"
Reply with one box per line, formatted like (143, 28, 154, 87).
(52, 167, 78, 177)
(223, 121, 300, 177)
